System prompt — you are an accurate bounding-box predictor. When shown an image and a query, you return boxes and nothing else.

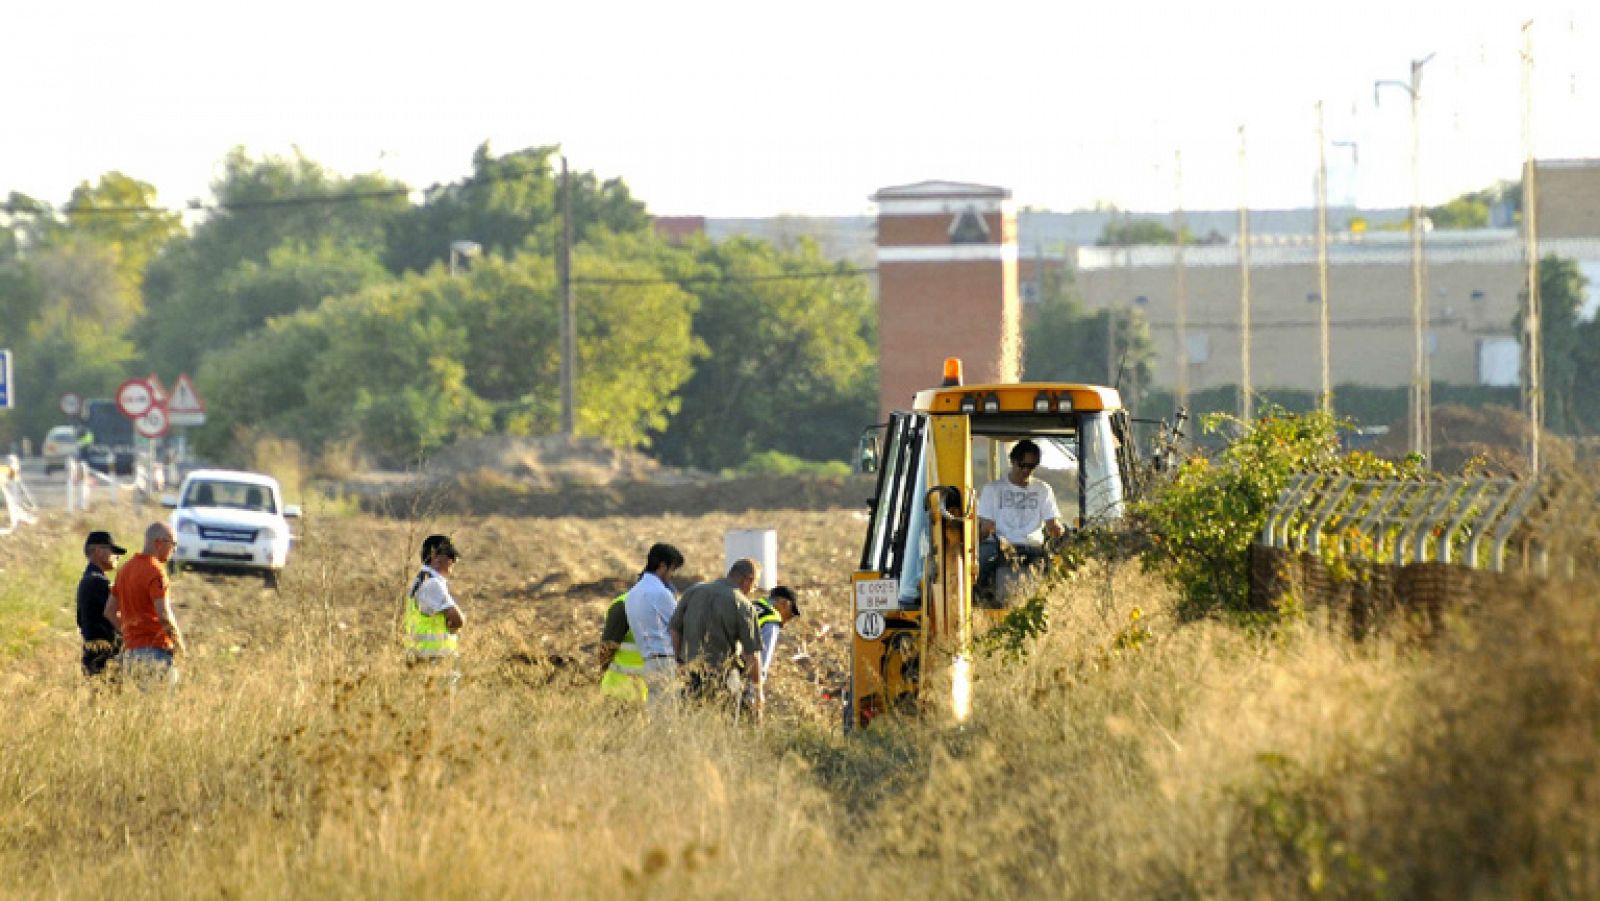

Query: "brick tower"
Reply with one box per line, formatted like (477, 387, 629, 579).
(873, 181, 1020, 417)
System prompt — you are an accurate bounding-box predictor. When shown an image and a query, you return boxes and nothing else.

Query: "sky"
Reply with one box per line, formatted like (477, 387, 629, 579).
(5, 0, 1596, 219)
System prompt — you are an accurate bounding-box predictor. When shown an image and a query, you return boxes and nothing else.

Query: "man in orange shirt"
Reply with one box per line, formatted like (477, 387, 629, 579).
(106, 522, 187, 689)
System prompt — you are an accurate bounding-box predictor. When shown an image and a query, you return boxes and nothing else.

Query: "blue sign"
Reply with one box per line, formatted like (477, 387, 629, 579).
(0, 349, 11, 409)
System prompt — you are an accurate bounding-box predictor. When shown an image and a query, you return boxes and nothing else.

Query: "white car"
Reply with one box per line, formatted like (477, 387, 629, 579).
(164, 469, 301, 585)
(42, 425, 80, 474)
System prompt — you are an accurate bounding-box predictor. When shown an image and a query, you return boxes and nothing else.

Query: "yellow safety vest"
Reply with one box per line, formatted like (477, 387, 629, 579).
(754, 598, 782, 630)
(601, 593, 648, 703)
(403, 569, 459, 660)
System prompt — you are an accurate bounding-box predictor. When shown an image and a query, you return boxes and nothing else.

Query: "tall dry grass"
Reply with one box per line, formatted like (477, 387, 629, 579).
(3, 511, 1598, 898)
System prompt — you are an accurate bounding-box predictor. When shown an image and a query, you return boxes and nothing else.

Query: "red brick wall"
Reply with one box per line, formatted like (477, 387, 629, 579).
(878, 257, 1018, 415)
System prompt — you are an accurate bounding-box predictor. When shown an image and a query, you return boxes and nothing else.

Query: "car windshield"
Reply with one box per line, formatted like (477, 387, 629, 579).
(183, 480, 276, 513)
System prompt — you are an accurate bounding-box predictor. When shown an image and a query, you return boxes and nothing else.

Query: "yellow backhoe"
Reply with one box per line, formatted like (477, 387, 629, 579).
(846, 358, 1144, 730)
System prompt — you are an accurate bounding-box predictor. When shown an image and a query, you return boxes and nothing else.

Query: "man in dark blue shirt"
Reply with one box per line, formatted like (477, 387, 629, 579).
(76, 530, 125, 677)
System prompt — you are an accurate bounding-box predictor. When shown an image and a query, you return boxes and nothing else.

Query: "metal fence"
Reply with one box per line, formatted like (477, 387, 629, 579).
(1259, 472, 1597, 577)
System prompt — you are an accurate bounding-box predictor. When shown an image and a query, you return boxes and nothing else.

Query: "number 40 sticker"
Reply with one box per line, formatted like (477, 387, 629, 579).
(855, 611, 887, 640)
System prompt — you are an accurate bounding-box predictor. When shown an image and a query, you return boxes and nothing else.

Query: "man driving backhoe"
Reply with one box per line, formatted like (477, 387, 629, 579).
(976, 439, 1065, 605)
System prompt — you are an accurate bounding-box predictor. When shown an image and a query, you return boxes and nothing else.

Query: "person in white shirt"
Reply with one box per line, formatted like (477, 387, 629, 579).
(976, 440, 1065, 600)
(623, 542, 684, 706)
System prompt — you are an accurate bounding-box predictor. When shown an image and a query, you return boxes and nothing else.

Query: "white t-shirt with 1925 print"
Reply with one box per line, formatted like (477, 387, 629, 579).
(977, 478, 1061, 546)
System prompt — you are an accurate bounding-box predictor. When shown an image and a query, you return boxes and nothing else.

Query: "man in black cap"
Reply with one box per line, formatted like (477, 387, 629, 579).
(77, 530, 125, 678)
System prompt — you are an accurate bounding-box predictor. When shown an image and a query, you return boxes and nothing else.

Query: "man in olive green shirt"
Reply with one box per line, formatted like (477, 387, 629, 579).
(670, 558, 764, 716)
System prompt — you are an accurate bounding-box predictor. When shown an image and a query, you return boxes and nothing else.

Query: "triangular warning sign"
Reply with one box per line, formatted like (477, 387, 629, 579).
(169, 373, 206, 414)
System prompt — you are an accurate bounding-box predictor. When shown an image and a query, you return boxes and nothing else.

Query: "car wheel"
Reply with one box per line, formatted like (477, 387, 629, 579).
(263, 570, 280, 590)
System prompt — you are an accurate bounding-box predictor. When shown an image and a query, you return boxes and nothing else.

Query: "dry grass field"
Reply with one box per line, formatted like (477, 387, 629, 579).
(2, 494, 1598, 898)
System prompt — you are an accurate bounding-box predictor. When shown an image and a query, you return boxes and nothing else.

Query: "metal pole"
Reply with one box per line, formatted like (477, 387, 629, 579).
(1238, 125, 1253, 423)
(1316, 101, 1333, 413)
(1174, 148, 1189, 409)
(559, 156, 576, 436)
(1411, 56, 1436, 464)
(1522, 20, 1542, 475)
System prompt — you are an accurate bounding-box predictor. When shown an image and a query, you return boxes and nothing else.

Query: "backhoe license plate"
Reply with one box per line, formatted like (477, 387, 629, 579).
(854, 578, 899, 612)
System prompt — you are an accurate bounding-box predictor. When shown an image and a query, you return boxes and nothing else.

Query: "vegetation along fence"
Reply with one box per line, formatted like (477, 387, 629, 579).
(1250, 472, 1598, 632)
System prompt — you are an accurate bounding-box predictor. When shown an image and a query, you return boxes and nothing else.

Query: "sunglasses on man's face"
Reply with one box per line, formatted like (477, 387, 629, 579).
(1014, 460, 1039, 470)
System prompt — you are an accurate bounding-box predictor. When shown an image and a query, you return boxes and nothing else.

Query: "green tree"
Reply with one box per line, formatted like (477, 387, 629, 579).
(1099, 219, 1179, 246)
(1023, 268, 1154, 407)
(382, 143, 649, 275)
(137, 149, 408, 372)
(651, 237, 877, 470)
(1426, 179, 1520, 229)
(197, 233, 700, 461)
(1519, 255, 1592, 434)
(62, 172, 184, 301)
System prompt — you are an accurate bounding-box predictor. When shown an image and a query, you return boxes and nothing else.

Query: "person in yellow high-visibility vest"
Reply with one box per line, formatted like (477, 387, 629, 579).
(403, 534, 464, 664)
(598, 593, 647, 702)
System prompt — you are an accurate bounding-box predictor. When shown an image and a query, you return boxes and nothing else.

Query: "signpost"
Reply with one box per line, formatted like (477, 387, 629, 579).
(0, 350, 12, 410)
(60, 392, 82, 418)
(167, 374, 206, 427)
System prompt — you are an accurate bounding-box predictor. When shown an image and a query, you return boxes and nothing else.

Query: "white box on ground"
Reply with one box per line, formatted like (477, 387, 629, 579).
(724, 528, 777, 591)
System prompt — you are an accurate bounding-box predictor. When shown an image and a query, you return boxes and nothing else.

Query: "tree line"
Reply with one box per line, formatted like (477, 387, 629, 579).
(0, 144, 881, 471)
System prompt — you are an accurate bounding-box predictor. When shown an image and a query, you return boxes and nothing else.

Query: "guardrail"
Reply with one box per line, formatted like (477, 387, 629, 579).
(1259, 473, 1594, 577)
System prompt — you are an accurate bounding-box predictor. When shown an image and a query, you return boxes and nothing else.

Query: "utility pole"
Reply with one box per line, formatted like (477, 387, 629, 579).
(1522, 20, 1542, 475)
(559, 156, 576, 437)
(1237, 125, 1253, 423)
(1315, 101, 1333, 414)
(1377, 53, 1436, 465)
(1174, 148, 1189, 410)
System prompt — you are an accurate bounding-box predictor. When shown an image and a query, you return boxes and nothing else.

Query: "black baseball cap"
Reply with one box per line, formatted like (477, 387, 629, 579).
(421, 534, 460, 563)
(84, 530, 127, 555)
(770, 585, 800, 618)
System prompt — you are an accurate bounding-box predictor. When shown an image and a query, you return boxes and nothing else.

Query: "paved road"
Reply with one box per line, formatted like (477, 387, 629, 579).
(12, 457, 148, 513)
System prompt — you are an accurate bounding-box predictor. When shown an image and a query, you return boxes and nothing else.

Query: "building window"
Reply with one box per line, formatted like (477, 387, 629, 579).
(1021, 282, 1040, 304)
(948, 208, 991, 244)
(1186, 333, 1211, 365)
(1477, 336, 1518, 387)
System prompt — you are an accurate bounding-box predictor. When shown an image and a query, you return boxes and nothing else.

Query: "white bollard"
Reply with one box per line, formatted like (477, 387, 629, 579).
(724, 528, 778, 591)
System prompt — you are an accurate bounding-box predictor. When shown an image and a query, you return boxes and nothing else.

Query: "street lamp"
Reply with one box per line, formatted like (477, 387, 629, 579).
(1377, 52, 1436, 466)
(449, 240, 482, 276)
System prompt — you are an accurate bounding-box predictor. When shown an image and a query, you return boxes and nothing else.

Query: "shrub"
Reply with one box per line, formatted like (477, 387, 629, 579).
(734, 450, 851, 478)
(1137, 407, 1417, 620)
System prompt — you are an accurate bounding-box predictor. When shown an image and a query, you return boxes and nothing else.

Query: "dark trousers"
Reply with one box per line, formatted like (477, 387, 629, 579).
(82, 641, 118, 677)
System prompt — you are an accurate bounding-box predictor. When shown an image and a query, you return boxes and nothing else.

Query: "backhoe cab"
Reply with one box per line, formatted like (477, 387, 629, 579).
(846, 358, 1136, 730)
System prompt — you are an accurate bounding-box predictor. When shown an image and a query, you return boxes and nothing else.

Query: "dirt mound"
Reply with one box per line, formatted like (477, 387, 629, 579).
(369, 470, 874, 518)
(1370, 403, 1574, 476)
(422, 434, 693, 488)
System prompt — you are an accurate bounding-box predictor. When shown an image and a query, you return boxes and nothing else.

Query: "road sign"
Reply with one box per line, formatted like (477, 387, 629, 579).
(116, 378, 155, 419)
(146, 373, 167, 404)
(168, 373, 207, 427)
(0, 350, 11, 410)
(855, 611, 887, 640)
(60, 392, 82, 418)
(134, 404, 170, 439)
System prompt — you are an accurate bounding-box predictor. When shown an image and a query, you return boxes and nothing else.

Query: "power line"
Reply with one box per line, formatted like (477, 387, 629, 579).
(573, 267, 876, 287)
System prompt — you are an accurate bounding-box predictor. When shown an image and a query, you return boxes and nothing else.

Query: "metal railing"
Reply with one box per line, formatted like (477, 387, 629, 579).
(1259, 473, 1569, 574)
